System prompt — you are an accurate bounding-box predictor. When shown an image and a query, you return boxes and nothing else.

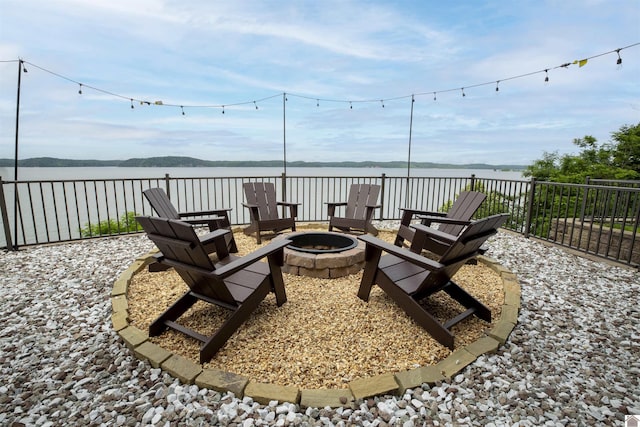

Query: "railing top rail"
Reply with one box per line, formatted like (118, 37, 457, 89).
(588, 178, 640, 183)
(536, 180, 640, 192)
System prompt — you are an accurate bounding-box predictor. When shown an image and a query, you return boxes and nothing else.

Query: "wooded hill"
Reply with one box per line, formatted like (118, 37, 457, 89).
(0, 156, 525, 170)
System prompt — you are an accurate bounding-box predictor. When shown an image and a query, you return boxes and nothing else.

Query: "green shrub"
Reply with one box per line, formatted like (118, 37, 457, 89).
(81, 211, 143, 237)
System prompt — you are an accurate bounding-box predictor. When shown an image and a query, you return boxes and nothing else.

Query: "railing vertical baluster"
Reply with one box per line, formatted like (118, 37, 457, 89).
(379, 173, 386, 221)
(0, 178, 15, 250)
(524, 178, 536, 238)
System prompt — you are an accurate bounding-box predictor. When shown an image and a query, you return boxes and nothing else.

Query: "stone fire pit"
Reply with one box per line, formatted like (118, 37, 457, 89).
(275, 231, 366, 278)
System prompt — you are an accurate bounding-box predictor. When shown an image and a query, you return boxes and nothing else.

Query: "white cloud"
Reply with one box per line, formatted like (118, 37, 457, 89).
(0, 0, 638, 165)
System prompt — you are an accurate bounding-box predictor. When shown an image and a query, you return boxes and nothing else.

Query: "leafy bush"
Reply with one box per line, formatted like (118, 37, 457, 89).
(81, 211, 142, 237)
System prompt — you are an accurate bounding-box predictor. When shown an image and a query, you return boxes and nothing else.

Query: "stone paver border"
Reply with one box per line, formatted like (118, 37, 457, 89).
(112, 251, 520, 408)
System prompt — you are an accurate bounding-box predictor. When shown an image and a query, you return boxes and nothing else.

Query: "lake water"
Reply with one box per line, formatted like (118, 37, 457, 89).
(0, 166, 524, 181)
(0, 166, 526, 247)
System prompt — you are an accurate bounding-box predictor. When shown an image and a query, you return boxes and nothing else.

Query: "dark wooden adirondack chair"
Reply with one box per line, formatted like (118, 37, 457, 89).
(327, 183, 381, 236)
(394, 190, 486, 254)
(242, 182, 299, 244)
(358, 213, 509, 350)
(143, 187, 237, 253)
(136, 216, 289, 363)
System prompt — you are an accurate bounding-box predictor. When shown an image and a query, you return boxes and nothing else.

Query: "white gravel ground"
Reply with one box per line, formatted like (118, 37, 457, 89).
(0, 226, 638, 426)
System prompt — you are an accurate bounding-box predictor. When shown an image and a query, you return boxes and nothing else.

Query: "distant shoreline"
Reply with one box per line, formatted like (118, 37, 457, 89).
(0, 156, 526, 171)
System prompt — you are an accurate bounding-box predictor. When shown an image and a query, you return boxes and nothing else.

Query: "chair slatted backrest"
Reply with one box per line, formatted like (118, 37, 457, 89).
(244, 182, 280, 221)
(438, 191, 486, 236)
(143, 188, 181, 219)
(422, 214, 509, 289)
(137, 216, 237, 305)
(345, 184, 381, 220)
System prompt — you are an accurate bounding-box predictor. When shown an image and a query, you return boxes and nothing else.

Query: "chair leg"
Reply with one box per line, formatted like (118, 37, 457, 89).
(443, 281, 491, 322)
(357, 246, 382, 301)
(377, 279, 455, 349)
(149, 291, 198, 336)
(267, 255, 287, 306)
(199, 283, 270, 363)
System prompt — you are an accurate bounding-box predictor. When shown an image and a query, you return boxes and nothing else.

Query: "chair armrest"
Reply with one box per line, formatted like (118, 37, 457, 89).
(277, 201, 300, 218)
(416, 216, 471, 226)
(180, 217, 223, 227)
(326, 201, 347, 207)
(411, 223, 457, 245)
(398, 208, 443, 227)
(199, 229, 232, 246)
(358, 234, 443, 271)
(213, 239, 291, 278)
(398, 208, 445, 217)
(366, 204, 382, 209)
(178, 209, 231, 218)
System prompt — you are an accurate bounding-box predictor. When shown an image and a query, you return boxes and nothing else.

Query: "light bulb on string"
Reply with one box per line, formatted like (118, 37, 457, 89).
(254, 101, 258, 110)
(316, 99, 320, 107)
(461, 87, 466, 97)
(181, 106, 185, 116)
(130, 99, 134, 109)
(544, 69, 549, 84)
(222, 105, 225, 114)
(495, 81, 500, 93)
(21, 61, 27, 73)
(380, 100, 385, 108)
(616, 49, 623, 69)
(78, 83, 83, 95)
(349, 101, 353, 109)
(433, 92, 436, 101)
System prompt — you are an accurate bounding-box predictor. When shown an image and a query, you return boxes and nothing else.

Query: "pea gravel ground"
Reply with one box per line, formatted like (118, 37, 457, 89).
(1, 222, 638, 426)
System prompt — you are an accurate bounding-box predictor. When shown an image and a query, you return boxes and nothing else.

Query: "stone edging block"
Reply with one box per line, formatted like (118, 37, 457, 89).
(113, 250, 522, 407)
(245, 381, 300, 406)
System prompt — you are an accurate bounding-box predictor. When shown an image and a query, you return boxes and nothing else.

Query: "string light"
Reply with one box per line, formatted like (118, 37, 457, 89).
(8, 43, 637, 114)
(616, 49, 623, 68)
(130, 99, 134, 109)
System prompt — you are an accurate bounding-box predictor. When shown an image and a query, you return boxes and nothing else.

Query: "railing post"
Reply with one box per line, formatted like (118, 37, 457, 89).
(379, 173, 386, 220)
(524, 177, 536, 238)
(281, 172, 287, 217)
(0, 177, 16, 251)
(580, 176, 590, 222)
(470, 174, 476, 191)
(281, 172, 287, 199)
(164, 173, 171, 199)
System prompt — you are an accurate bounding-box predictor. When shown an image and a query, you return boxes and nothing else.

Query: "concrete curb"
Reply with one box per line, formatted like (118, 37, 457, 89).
(112, 252, 520, 408)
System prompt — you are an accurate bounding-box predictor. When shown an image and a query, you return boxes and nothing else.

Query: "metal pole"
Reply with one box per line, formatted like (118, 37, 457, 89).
(283, 92, 287, 176)
(14, 60, 23, 182)
(282, 93, 287, 201)
(406, 95, 415, 206)
(12, 59, 24, 250)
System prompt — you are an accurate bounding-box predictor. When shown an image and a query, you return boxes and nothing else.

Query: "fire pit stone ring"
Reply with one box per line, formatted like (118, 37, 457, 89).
(274, 231, 366, 278)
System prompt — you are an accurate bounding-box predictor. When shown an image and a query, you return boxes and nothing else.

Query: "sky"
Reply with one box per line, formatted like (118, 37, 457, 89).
(0, 0, 638, 166)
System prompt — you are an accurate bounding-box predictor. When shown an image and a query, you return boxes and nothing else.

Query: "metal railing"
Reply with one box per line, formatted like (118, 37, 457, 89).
(1, 173, 638, 267)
